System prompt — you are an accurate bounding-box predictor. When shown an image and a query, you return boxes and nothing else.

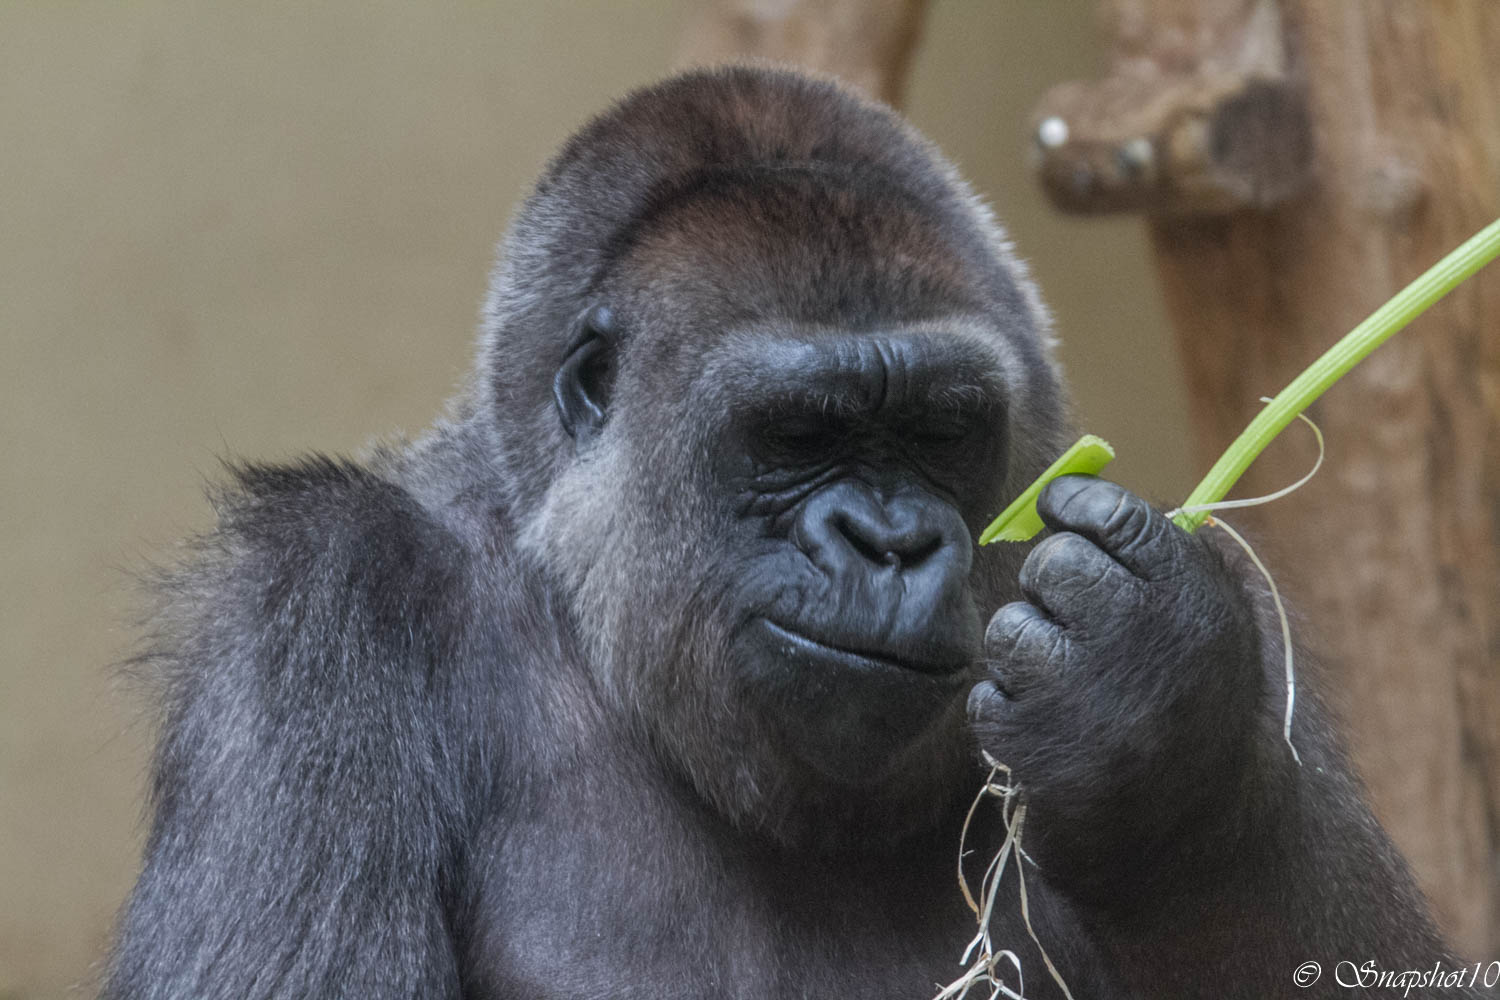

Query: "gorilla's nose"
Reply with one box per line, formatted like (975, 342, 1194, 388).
(793, 483, 970, 599)
(788, 483, 976, 674)
(827, 490, 941, 570)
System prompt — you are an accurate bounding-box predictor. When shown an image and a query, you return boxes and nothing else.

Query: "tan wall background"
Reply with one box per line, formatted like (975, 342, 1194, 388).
(0, 3, 1186, 996)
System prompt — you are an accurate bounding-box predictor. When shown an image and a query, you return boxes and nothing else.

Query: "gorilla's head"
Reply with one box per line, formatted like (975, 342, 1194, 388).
(478, 67, 1069, 845)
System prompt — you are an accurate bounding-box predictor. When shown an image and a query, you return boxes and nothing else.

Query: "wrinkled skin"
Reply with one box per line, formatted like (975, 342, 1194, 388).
(99, 67, 1482, 1000)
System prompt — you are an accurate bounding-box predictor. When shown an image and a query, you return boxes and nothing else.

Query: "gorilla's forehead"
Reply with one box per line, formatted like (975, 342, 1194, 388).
(608, 164, 996, 333)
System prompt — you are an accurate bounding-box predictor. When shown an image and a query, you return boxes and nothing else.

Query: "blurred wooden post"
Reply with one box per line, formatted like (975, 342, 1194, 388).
(675, 0, 930, 108)
(1032, 0, 1500, 956)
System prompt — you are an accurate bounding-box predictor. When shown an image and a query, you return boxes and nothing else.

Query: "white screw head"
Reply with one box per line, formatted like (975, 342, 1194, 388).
(1037, 116, 1070, 149)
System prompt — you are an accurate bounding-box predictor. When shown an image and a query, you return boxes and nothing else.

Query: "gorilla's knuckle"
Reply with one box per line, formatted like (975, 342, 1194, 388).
(1102, 485, 1137, 526)
(985, 602, 1043, 652)
(1045, 476, 1111, 525)
(966, 679, 1008, 723)
(1106, 493, 1157, 551)
(1021, 532, 1092, 590)
(1038, 530, 1091, 567)
(1064, 558, 1123, 610)
(1003, 615, 1068, 673)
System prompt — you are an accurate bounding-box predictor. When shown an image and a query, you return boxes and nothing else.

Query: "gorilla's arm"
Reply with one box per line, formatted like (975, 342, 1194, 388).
(970, 476, 1479, 999)
(101, 459, 472, 1000)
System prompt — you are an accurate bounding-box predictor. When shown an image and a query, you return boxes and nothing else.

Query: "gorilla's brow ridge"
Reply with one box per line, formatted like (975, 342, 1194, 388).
(707, 333, 1007, 422)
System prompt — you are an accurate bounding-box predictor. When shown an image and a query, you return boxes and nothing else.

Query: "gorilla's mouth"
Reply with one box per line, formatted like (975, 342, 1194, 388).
(759, 619, 966, 678)
(743, 617, 968, 777)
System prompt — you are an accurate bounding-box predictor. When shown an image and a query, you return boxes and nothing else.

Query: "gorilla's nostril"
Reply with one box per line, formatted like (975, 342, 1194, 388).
(832, 511, 945, 571)
(907, 536, 943, 566)
(883, 534, 944, 570)
(832, 513, 890, 567)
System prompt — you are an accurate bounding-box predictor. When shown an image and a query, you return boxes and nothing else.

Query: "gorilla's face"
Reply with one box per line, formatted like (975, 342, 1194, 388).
(707, 330, 1006, 781)
(537, 168, 1033, 843)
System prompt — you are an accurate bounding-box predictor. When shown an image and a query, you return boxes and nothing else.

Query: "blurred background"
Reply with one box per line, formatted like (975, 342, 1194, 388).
(0, 4, 1185, 993)
(15, 1, 1437, 996)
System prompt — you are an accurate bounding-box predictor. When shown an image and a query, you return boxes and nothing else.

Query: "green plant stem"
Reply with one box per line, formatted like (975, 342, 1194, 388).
(1173, 218, 1500, 533)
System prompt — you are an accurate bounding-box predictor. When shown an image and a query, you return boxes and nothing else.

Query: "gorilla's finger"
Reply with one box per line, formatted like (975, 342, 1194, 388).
(966, 677, 1010, 724)
(1036, 476, 1180, 580)
(1017, 531, 1134, 627)
(982, 600, 1068, 695)
(966, 678, 1032, 769)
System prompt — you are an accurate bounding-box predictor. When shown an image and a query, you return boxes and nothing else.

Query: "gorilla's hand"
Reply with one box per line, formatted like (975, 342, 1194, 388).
(966, 475, 1267, 903)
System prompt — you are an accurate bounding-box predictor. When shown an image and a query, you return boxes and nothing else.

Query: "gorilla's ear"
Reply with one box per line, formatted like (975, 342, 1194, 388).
(553, 305, 617, 443)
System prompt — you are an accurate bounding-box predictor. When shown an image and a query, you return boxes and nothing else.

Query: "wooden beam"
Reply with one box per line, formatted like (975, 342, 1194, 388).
(1033, 0, 1500, 957)
(676, 0, 930, 108)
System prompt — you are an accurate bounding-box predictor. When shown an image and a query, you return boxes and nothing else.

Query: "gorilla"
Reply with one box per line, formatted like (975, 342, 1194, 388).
(103, 66, 1479, 999)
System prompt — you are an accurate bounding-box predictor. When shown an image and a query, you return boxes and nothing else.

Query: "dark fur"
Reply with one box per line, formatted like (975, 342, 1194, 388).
(103, 67, 1477, 999)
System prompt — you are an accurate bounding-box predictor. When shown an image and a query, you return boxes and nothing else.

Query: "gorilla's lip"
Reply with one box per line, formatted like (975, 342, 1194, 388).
(758, 619, 965, 678)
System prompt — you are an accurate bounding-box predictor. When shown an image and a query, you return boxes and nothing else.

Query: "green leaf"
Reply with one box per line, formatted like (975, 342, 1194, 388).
(978, 434, 1115, 544)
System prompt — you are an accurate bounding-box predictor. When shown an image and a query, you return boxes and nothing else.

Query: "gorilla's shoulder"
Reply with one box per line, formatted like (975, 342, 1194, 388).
(140, 454, 476, 694)
(215, 453, 461, 593)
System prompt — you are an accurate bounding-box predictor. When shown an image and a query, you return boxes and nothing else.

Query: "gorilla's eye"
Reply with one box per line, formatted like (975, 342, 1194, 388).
(760, 416, 841, 456)
(913, 421, 970, 445)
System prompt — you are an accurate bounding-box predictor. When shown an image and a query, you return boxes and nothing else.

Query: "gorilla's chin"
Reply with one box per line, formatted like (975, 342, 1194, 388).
(733, 617, 970, 783)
